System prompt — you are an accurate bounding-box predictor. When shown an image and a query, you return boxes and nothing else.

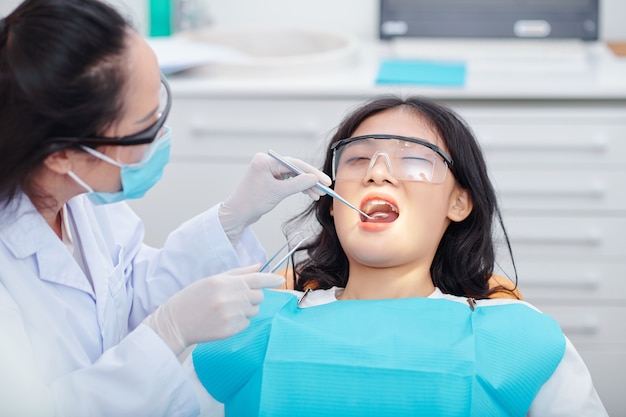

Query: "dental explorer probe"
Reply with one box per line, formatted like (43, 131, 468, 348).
(258, 233, 305, 273)
(267, 150, 374, 220)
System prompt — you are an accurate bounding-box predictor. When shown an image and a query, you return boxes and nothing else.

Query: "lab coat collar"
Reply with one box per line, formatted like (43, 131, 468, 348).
(0, 193, 93, 295)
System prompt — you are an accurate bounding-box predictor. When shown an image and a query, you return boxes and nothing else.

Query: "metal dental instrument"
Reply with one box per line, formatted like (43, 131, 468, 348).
(258, 233, 306, 273)
(268, 150, 374, 220)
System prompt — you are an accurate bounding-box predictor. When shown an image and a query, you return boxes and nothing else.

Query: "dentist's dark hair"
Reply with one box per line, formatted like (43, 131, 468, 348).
(0, 0, 129, 208)
(286, 95, 517, 299)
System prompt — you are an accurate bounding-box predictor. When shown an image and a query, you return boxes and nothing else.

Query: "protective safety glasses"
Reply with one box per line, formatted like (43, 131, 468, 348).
(331, 134, 453, 184)
(48, 74, 171, 147)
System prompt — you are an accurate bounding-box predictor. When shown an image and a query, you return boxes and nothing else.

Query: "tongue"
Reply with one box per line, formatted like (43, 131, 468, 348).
(362, 211, 399, 223)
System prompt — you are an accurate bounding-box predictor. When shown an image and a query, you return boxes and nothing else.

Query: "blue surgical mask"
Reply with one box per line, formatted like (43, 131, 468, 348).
(68, 126, 171, 205)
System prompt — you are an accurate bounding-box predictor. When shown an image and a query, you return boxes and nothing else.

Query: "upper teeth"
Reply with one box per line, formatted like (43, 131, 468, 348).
(363, 199, 399, 214)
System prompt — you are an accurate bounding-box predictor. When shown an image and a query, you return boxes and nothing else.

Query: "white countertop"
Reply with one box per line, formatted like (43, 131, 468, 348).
(163, 39, 626, 100)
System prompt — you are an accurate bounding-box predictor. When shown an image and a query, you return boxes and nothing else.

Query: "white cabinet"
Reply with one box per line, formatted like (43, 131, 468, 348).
(129, 95, 626, 416)
(456, 102, 626, 417)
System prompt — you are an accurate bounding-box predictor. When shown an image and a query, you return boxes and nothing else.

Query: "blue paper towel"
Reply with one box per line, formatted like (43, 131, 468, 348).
(376, 59, 466, 87)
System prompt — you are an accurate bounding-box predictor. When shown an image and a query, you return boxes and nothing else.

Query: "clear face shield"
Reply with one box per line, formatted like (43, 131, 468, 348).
(331, 134, 453, 184)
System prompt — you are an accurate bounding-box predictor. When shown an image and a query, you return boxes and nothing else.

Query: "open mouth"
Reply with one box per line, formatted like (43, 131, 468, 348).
(360, 198, 399, 223)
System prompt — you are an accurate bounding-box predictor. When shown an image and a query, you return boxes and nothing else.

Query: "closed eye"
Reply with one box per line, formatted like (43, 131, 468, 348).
(402, 156, 429, 162)
(345, 156, 372, 164)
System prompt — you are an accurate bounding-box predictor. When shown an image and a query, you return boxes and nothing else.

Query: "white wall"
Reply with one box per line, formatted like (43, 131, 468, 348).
(2, 0, 624, 40)
(0, 0, 21, 15)
(602, 0, 626, 40)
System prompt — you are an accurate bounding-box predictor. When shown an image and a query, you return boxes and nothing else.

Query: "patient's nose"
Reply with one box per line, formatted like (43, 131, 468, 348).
(364, 152, 398, 184)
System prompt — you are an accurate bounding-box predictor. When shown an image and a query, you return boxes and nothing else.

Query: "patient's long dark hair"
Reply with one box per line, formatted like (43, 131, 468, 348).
(286, 96, 517, 299)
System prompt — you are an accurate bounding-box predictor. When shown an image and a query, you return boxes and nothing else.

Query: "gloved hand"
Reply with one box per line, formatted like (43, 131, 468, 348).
(219, 152, 331, 244)
(143, 265, 285, 356)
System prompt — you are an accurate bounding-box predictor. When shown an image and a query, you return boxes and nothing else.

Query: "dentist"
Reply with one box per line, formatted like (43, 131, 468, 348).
(0, 0, 330, 416)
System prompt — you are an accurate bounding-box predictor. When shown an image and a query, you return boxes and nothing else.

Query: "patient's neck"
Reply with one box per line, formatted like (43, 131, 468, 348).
(339, 262, 435, 300)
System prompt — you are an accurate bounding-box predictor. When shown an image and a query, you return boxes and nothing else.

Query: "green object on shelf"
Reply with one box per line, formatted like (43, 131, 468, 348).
(149, 0, 172, 37)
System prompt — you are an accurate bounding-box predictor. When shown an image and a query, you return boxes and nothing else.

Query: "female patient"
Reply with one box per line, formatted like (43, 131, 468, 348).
(190, 96, 608, 416)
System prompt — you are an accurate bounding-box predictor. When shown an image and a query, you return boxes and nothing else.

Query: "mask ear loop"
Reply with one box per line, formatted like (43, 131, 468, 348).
(67, 170, 95, 193)
(80, 145, 123, 168)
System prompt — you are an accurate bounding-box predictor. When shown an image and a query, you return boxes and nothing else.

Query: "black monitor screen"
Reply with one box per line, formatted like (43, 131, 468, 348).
(380, 0, 599, 40)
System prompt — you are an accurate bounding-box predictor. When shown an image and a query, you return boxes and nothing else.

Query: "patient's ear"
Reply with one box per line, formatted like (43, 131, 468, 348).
(448, 186, 473, 222)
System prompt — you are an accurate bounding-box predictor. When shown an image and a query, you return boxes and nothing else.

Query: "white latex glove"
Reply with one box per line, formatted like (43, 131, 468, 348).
(219, 152, 331, 244)
(143, 265, 285, 356)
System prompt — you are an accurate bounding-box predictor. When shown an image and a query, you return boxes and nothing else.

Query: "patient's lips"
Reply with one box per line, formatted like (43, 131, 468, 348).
(360, 198, 399, 223)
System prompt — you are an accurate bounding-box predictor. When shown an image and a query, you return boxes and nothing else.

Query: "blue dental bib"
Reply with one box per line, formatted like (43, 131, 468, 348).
(193, 290, 565, 417)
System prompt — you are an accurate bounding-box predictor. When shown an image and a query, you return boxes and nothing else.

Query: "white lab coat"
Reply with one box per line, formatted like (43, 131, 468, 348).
(0, 193, 266, 417)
